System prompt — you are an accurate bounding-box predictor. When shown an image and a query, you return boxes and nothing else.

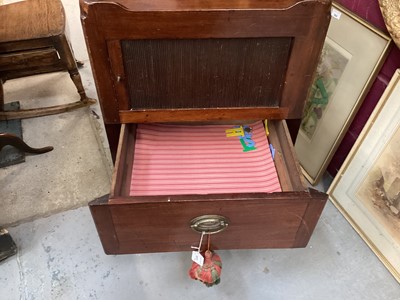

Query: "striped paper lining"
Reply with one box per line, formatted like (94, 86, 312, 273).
(129, 121, 281, 196)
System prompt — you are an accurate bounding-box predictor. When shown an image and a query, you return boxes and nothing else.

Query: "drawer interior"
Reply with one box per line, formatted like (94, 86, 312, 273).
(111, 120, 306, 201)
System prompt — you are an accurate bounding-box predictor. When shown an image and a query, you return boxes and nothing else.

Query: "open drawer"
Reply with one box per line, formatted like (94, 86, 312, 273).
(90, 120, 327, 254)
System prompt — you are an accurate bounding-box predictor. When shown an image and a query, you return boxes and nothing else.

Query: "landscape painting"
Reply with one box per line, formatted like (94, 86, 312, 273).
(329, 70, 400, 283)
(356, 125, 400, 244)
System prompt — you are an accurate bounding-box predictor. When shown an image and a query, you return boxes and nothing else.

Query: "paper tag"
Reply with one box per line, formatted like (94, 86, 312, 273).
(192, 251, 204, 266)
(269, 144, 276, 160)
(331, 8, 342, 20)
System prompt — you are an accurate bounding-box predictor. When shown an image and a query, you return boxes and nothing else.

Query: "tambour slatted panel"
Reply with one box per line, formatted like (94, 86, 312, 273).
(121, 38, 292, 109)
(130, 121, 281, 196)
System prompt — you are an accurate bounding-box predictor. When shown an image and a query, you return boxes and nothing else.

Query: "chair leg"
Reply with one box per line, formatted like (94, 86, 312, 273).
(0, 79, 4, 112)
(53, 34, 88, 101)
(0, 133, 53, 154)
(0, 46, 96, 121)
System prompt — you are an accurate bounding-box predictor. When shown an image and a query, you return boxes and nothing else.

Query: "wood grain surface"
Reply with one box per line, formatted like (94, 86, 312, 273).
(80, 0, 331, 126)
(90, 190, 327, 254)
(0, 0, 65, 43)
(121, 38, 290, 110)
(81, 0, 331, 254)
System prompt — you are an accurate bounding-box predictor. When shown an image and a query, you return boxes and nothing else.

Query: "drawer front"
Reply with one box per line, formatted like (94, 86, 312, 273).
(90, 191, 327, 254)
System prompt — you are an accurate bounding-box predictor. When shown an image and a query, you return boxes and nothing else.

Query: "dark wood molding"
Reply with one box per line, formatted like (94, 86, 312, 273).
(119, 108, 289, 123)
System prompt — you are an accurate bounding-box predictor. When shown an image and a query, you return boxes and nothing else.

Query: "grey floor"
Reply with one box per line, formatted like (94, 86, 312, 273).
(1, 201, 400, 299)
(1, 1, 400, 299)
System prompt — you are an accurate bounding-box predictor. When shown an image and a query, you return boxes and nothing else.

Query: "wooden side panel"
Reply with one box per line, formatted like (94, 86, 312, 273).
(266, 120, 305, 192)
(89, 195, 120, 254)
(120, 125, 136, 196)
(107, 40, 130, 111)
(293, 188, 328, 247)
(110, 125, 128, 197)
(281, 23, 330, 117)
(267, 121, 294, 191)
(81, 7, 120, 123)
(271, 120, 305, 190)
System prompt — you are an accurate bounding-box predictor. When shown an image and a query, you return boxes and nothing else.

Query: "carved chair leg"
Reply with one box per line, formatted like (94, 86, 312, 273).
(0, 79, 4, 112)
(0, 133, 53, 154)
(53, 34, 88, 101)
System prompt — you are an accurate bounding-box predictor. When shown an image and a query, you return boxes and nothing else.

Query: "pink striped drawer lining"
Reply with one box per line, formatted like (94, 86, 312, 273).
(129, 121, 281, 196)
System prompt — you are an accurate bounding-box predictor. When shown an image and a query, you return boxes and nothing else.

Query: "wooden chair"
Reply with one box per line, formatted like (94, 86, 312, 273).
(0, 0, 95, 120)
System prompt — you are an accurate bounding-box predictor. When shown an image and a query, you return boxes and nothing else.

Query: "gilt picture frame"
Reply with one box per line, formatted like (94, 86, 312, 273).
(328, 69, 400, 283)
(295, 3, 392, 185)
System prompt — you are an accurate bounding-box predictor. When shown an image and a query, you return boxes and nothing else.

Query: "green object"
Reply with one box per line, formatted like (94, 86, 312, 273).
(240, 139, 256, 152)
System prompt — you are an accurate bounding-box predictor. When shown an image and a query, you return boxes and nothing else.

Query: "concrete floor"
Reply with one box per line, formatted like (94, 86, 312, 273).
(1, 1, 400, 299)
(0, 0, 112, 226)
(1, 71, 111, 226)
(1, 201, 400, 299)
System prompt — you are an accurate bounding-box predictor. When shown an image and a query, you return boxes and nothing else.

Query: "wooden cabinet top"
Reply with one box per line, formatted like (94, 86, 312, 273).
(81, 0, 330, 12)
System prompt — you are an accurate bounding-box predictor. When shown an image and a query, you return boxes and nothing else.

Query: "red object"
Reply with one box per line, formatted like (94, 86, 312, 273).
(189, 250, 222, 287)
(129, 122, 281, 196)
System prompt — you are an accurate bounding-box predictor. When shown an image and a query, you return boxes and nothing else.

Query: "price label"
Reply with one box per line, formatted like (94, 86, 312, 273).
(191, 251, 204, 266)
(331, 8, 342, 20)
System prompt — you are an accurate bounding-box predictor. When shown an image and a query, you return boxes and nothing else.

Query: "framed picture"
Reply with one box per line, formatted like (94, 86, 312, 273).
(329, 69, 400, 283)
(295, 3, 392, 185)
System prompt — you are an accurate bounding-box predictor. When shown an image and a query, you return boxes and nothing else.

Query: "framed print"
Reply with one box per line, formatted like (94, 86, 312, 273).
(295, 3, 392, 185)
(329, 69, 400, 283)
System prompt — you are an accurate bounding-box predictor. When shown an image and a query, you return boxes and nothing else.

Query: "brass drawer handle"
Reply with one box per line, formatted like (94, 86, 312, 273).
(190, 215, 229, 234)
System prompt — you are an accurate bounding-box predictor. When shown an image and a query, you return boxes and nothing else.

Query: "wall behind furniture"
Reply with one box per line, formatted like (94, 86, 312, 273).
(327, 0, 400, 177)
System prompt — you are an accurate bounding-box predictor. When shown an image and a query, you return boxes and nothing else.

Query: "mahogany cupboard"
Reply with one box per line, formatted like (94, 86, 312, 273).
(80, 0, 332, 254)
